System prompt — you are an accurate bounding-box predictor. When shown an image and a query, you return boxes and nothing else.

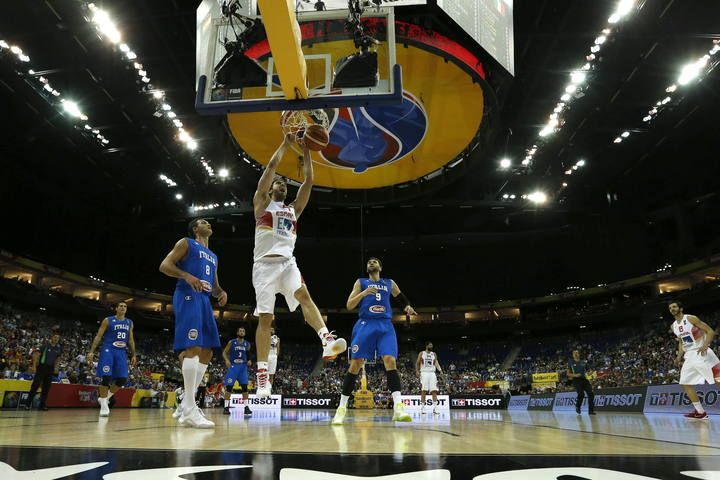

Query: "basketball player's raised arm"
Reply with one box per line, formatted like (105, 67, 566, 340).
(347, 279, 375, 311)
(391, 280, 417, 316)
(687, 315, 716, 354)
(128, 321, 137, 367)
(254, 136, 291, 217)
(87, 318, 109, 362)
(158, 238, 203, 292)
(292, 149, 313, 219)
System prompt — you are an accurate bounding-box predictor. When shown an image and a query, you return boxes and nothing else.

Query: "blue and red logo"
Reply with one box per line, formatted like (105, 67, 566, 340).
(320, 91, 428, 173)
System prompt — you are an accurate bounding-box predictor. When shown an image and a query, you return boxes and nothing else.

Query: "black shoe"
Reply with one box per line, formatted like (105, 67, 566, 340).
(589, 411, 596, 415)
(39, 406, 49, 411)
(244, 406, 252, 416)
(108, 396, 116, 408)
(576, 409, 581, 415)
(223, 406, 231, 415)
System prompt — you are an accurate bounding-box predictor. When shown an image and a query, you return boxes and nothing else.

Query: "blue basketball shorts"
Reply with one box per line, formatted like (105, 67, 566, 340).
(350, 318, 398, 360)
(173, 289, 221, 352)
(96, 348, 128, 379)
(224, 364, 249, 387)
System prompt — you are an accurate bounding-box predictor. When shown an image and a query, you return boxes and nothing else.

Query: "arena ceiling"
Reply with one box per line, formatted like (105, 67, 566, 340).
(1, 0, 719, 305)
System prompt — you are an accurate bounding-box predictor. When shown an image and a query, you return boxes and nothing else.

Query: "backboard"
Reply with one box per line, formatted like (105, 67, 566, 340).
(195, 0, 404, 114)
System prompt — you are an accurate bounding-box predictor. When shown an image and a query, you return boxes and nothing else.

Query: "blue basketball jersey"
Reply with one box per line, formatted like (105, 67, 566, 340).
(358, 278, 393, 321)
(175, 238, 218, 296)
(101, 316, 132, 350)
(229, 338, 251, 364)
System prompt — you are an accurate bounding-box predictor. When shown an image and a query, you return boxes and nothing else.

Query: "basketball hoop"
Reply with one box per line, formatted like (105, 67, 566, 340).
(280, 109, 330, 153)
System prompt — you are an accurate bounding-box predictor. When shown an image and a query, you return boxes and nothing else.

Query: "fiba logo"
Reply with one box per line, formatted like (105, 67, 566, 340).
(188, 329, 198, 340)
(351, 344, 359, 354)
(321, 91, 428, 173)
(102, 365, 110, 374)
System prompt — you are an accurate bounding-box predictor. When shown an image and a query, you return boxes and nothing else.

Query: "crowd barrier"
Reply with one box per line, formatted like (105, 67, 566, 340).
(0, 380, 176, 408)
(508, 385, 719, 413)
(4, 379, 718, 413)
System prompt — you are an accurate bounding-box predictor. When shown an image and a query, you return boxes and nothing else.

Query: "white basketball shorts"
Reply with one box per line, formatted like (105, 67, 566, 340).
(253, 256, 303, 316)
(680, 348, 720, 385)
(421, 371, 438, 392)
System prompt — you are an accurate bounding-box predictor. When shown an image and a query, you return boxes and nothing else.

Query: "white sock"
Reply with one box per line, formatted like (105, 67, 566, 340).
(224, 399, 230, 408)
(433, 400, 438, 406)
(195, 363, 208, 390)
(257, 361, 268, 371)
(99, 397, 108, 407)
(392, 391, 401, 406)
(318, 327, 329, 340)
(160, 401, 165, 408)
(693, 401, 705, 414)
(181, 356, 200, 411)
(339, 394, 349, 408)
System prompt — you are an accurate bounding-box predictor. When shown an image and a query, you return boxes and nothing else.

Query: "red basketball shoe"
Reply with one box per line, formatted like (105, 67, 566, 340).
(684, 409, 709, 420)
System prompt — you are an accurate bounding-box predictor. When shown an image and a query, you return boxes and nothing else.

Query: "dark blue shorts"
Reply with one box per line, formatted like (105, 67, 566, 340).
(224, 364, 249, 387)
(96, 348, 128, 379)
(173, 289, 221, 352)
(350, 318, 397, 360)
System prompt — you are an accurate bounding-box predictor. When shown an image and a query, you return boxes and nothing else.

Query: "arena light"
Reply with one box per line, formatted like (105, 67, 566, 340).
(678, 56, 709, 85)
(175, 193, 183, 200)
(61, 100, 84, 119)
(608, 0, 636, 24)
(594, 35, 607, 45)
(81, 1, 215, 181)
(218, 168, 229, 178)
(527, 191, 548, 204)
(576, 159, 586, 167)
(0, 40, 8, 49)
(499, 158, 511, 169)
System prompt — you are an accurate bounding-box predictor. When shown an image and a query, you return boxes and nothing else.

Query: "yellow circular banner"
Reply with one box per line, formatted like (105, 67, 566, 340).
(228, 40, 484, 189)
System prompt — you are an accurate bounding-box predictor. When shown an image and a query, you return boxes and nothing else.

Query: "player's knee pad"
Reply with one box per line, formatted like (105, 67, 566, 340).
(114, 377, 127, 388)
(342, 372, 358, 396)
(386, 369, 402, 393)
(101, 376, 112, 387)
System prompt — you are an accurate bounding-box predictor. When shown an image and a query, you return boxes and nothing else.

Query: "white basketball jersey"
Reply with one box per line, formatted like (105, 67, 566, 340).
(254, 201, 297, 261)
(269, 335, 279, 356)
(421, 351, 436, 372)
(672, 315, 705, 352)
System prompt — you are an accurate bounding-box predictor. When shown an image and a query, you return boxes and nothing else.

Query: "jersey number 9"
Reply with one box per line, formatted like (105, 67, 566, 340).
(375, 293, 382, 301)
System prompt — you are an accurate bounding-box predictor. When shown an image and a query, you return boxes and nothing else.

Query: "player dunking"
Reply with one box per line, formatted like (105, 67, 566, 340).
(87, 302, 137, 418)
(269, 327, 280, 385)
(332, 257, 417, 425)
(252, 135, 346, 397)
(159, 218, 227, 428)
(222, 327, 252, 416)
(669, 301, 720, 419)
(416, 341, 443, 415)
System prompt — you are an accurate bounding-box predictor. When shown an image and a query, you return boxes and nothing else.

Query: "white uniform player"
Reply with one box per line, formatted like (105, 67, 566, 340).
(253, 201, 303, 315)
(672, 316, 720, 385)
(268, 330, 280, 384)
(251, 136, 346, 398)
(668, 301, 720, 420)
(416, 342, 442, 414)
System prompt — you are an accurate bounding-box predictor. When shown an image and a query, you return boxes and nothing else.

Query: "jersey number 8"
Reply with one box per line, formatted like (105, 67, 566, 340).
(206, 265, 211, 276)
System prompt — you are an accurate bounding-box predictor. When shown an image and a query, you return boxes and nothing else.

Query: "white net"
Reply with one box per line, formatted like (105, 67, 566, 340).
(280, 109, 330, 152)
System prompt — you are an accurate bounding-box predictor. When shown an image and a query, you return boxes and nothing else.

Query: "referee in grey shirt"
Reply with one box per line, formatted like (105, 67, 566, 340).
(24, 331, 62, 411)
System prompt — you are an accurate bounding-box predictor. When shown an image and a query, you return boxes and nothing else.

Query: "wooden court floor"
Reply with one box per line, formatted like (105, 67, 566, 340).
(2, 409, 720, 478)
